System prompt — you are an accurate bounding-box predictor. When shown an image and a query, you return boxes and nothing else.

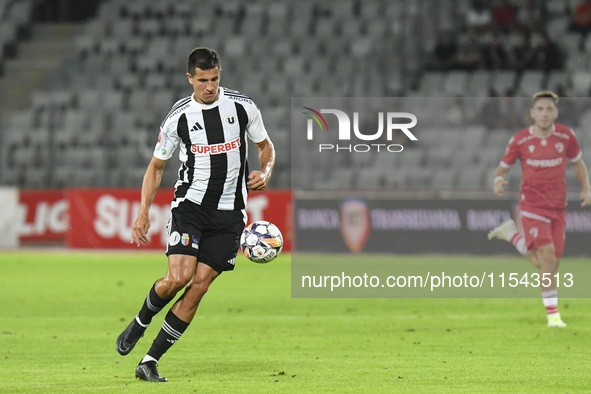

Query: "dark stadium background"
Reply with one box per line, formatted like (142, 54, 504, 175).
(0, 0, 590, 252)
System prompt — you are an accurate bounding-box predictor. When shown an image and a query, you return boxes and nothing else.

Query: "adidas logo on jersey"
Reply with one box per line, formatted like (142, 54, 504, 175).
(191, 121, 203, 132)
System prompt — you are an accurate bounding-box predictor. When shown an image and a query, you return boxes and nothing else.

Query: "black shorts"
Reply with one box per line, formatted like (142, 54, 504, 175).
(166, 199, 246, 274)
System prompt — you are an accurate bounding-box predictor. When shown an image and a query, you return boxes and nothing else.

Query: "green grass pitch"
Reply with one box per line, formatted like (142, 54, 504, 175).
(1, 251, 590, 393)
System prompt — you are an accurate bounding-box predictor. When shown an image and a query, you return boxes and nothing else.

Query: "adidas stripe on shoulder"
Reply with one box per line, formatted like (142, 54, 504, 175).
(160, 96, 192, 127)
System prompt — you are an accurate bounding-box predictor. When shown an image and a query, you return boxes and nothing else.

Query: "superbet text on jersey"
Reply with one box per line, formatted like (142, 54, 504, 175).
(500, 123, 582, 210)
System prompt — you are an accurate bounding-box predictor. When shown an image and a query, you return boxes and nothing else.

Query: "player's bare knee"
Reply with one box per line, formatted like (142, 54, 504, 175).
(536, 244, 557, 267)
(187, 281, 210, 298)
(159, 275, 192, 295)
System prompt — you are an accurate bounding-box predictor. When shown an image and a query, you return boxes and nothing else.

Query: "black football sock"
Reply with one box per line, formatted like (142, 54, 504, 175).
(146, 310, 190, 361)
(137, 282, 173, 326)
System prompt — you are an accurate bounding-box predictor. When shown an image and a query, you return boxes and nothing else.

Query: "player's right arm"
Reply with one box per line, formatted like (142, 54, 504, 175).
(493, 134, 519, 198)
(131, 108, 181, 246)
(492, 165, 510, 197)
(131, 157, 167, 246)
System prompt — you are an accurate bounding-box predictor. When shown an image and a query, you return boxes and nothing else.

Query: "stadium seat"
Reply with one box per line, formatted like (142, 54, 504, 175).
(517, 71, 544, 96)
(443, 71, 469, 96)
(469, 71, 492, 96)
(415, 129, 440, 148)
(400, 148, 425, 168)
(374, 151, 401, 171)
(458, 127, 487, 150)
(418, 72, 445, 96)
(350, 37, 373, 57)
(486, 132, 512, 148)
(478, 149, 503, 167)
(406, 167, 432, 189)
(547, 16, 570, 35)
(23, 168, 48, 188)
(383, 169, 408, 189)
(451, 150, 477, 169)
(356, 168, 384, 190)
(572, 72, 591, 96)
(561, 34, 581, 55)
(431, 168, 457, 190)
(324, 168, 355, 190)
(546, 71, 570, 91)
(425, 145, 454, 169)
(491, 71, 516, 94)
(456, 166, 485, 190)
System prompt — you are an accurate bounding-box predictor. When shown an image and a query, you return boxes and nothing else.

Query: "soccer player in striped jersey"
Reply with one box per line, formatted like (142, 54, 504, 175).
(488, 91, 591, 327)
(116, 48, 276, 382)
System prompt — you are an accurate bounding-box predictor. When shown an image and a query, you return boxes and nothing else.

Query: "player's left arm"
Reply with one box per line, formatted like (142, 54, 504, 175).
(571, 158, 591, 207)
(248, 137, 275, 191)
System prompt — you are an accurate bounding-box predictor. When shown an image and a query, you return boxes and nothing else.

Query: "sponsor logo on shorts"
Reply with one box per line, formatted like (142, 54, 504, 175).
(228, 258, 236, 266)
(169, 231, 181, 246)
(181, 233, 190, 246)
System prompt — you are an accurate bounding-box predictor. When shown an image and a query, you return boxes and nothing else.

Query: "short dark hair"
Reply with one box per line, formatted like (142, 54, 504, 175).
(187, 47, 221, 75)
(531, 91, 559, 107)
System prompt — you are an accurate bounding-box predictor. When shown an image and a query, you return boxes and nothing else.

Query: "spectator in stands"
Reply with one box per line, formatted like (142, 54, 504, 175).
(492, 0, 518, 32)
(482, 34, 509, 70)
(516, 0, 545, 32)
(455, 28, 485, 70)
(570, 0, 591, 48)
(428, 30, 458, 70)
(466, 0, 492, 33)
(533, 33, 563, 71)
(509, 31, 536, 70)
(571, 0, 591, 31)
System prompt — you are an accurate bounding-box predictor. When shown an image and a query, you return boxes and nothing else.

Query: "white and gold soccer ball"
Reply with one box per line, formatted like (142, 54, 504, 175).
(240, 221, 283, 263)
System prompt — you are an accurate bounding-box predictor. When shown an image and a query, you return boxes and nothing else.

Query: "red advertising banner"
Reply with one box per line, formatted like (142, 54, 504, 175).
(67, 188, 175, 250)
(19, 190, 68, 243)
(67, 189, 292, 251)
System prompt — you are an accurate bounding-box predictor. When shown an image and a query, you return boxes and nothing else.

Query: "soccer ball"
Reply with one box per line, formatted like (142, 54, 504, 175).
(240, 221, 283, 263)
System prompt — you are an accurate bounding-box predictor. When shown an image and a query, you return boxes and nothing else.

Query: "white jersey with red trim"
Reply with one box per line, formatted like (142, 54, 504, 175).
(500, 123, 582, 210)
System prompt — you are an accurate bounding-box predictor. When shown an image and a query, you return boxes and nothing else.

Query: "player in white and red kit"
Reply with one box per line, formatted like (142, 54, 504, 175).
(488, 91, 591, 327)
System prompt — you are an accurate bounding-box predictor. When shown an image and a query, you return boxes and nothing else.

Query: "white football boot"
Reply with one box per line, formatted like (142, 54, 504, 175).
(547, 313, 567, 328)
(487, 219, 518, 242)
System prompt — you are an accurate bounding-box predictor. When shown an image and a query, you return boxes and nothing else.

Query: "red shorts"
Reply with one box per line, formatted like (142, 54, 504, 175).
(519, 208, 566, 258)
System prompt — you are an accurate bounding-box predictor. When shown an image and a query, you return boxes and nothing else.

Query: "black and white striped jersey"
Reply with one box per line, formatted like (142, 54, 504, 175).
(154, 87, 268, 210)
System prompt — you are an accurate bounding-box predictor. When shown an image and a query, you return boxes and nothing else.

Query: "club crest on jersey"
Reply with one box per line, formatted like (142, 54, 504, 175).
(181, 233, 190, 246)
(528, 145, 535, 153)
(224, 114, 237, 127)
(555, 142, 564, 153)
